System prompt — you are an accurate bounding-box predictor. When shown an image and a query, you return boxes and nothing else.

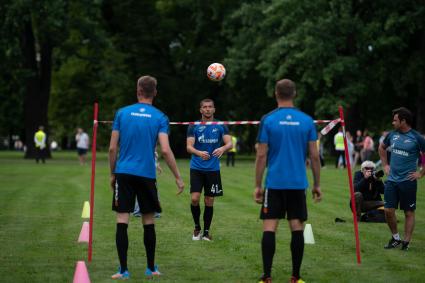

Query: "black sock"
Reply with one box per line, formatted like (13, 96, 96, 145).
(191, 204, 201, 230)
(203, 206, 214, 235)
(291, 230, 304, 279)
(116, 223, 128, 272)
(262, 231, 275, 277)
(143, 224, 156, 271)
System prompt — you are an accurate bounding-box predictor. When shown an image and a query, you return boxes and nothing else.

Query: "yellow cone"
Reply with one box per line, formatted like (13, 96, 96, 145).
(304, 223, 315, 244)
(81, 201, 90, 218)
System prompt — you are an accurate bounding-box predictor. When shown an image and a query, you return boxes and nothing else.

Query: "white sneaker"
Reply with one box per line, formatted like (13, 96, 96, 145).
(192, 229, 201, 240)
(202, 234, 212, 241)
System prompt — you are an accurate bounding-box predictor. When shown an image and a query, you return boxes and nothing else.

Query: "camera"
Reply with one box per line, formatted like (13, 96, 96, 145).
(372, 170, 384, 178)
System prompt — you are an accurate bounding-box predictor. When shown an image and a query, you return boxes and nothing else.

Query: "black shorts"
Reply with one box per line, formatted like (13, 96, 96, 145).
(260, 189, 307, 221)
(384, 180, 417, 211)
(112, 173, 161, 214)
(77, 148, 88, 156)
(190, 169, 223, 197)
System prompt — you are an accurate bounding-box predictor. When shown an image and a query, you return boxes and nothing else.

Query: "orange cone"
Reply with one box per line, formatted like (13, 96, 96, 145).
(73, 261, 91, 283)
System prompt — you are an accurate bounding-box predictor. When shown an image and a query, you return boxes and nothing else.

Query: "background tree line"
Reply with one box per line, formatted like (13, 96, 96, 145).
(1, 0, 424, 157)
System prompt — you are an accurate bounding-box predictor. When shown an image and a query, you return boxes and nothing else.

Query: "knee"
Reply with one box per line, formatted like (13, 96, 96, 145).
(191, 196, 200, 206)
(204, 196, 214, 206)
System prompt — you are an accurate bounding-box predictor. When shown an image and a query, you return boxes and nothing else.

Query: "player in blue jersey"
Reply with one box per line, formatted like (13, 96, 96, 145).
(186, 98, 232, 241)
(108, 76, 184, 280)
(254, 79, 322, 283)
(379, 107, 425, 251)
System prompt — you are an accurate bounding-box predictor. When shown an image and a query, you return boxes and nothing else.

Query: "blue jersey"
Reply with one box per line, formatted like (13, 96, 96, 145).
(383, 129, 425, 182)
(257, 107, 317, 190)
(187, 122, 229, 171)
(112, 103, 169, 178)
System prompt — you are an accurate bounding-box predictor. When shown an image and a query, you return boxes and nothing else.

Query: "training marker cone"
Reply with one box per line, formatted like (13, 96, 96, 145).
(73, 261, 91, 283)
(78, 221, 89, 243)
(81, 201, 90, 218)
(304, 223, 315, 244)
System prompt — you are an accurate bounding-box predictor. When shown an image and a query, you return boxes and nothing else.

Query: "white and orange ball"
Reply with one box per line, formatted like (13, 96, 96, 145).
(207, 63, 226, 81)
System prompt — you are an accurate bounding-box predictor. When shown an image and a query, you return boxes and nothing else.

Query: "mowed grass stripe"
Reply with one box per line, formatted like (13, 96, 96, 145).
(0, 151, 424, 282)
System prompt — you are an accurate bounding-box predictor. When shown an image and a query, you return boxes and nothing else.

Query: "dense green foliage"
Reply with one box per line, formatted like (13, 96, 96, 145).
(1, 0, 424, 153)
(1, 151, 425, 282)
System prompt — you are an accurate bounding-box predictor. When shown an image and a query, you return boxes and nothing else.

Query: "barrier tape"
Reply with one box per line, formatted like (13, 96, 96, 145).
(97, 119, 335, 125)
(320, 118, 341, 135)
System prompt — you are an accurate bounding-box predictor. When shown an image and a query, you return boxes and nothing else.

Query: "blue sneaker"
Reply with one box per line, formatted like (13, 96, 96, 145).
(145, 265, 161, 278)
(111, 267, 130, 280)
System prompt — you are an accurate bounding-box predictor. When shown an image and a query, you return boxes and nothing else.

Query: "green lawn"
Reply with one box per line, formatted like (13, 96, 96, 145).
(0, 151, 424, 282)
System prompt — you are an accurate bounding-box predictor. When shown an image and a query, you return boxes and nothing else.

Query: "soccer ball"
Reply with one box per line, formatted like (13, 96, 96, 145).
(207, 63, 226, 81)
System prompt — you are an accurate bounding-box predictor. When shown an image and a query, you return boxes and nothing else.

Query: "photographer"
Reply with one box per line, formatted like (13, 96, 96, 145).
(352, 161, 384, 221)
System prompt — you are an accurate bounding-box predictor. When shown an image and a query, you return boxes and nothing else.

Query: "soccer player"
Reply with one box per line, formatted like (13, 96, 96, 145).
(379, 107, 425, 251)
(254, 79, 322, 283)
(109, 76, 184, 280)
(186, 99, 232, 241)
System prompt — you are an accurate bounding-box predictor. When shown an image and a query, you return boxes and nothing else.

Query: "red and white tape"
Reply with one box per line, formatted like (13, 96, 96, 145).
(96, 119, 341, 135)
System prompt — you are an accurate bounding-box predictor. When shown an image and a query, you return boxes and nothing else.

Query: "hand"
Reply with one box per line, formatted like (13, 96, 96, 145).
(407, 171, 422, 181)
(312, 185, 322, 203)
(253, 187, 264, 204)
(384, 164, 390, 175)
(363, 170, 372, 179)
(198, 151, 210, 160)
(156, 164, 163, 174)
(175, 178, 184, 195)
(212, 147, 225, 158)
(110, 174, 116, 192)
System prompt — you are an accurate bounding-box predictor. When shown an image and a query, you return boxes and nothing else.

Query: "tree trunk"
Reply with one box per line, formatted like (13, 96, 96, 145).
(416, 29, 425, 133)
(20, 18, 52, 158)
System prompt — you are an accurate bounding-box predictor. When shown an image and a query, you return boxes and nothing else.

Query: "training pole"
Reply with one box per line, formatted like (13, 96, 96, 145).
(88, 102, 99, 262)
(338, 106, 361, 264)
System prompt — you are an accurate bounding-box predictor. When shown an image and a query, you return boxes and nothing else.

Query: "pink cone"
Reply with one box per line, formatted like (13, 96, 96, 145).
(78, 222, 89, 243)
(73, 261, 91, 283)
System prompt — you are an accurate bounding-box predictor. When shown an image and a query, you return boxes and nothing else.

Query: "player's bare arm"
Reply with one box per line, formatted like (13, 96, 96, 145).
(254, 143, 268, 204)
(378, 143, 390, 175)
(186, 137, 210, 160)
(159, 133, 184, 194)
(308, 141, 322, 202)
(108, 130, 119, 191)
(212, 134, 232, 158)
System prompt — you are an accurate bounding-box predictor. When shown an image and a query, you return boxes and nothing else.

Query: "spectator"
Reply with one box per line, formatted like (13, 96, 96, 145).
(76, 128, 90, 165)
(361, 130, 374, 161)
(352, 161, 384, 221)
(226, 135, 238, 167)
(34, 126, 47, 164)
(353, 130, 364, 166)
(334, 127, 345, 168)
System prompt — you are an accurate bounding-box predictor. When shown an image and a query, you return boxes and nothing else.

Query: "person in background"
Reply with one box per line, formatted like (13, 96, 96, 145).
(353, 130, 364, 167)
(317, 132, 325, 167)
(34, 126, 47, 164)
(76, 128, 90, 165)
(352, 161, 384, 221)
(334, 127, 345, 168)
(346, 131, 354, 167)
(226, 135, 238, 167)
(361, 130, 374, 162)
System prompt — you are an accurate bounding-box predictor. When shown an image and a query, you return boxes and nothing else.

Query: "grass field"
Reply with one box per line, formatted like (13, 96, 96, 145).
(0, 151, 424, 283)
